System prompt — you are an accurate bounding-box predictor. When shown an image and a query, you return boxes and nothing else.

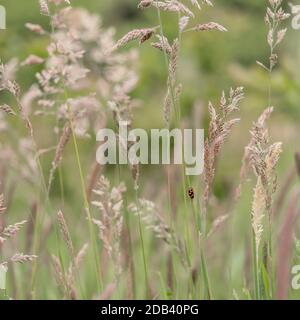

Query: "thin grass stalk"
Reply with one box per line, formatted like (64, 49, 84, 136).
(159, 6, 213, 299)
(112, 118, 136, 298)
(256, 2, 290, 295)
(44, 0, 105, 282)
(198, 234, 212, 299)
(58, 69, 103, 293)
(69, 116, 103, 293)
(163, 165, 180, 297)
(114, 165, 136, 299)
(58, 165, 65, 207)
(30, 183, 54, 298)
(134, 191, 150, 298)
(252, 229, 260, 300)
(28, 5, 73, 297)
(295, 152, 300, 179)
(156, 9, 180, 124)
(122, 201, 136, 300)
(12, 97, 54, 298)
(53, 225, 76, 299)
(156, 7, 194, 296)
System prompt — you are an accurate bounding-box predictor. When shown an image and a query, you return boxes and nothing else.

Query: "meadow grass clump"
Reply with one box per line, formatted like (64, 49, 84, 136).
(0, 0, 298, 300)
(0, 191, 36, 298)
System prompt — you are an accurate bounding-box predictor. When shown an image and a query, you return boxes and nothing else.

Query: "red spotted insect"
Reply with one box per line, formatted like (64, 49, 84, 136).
(188, 187, 195, 200)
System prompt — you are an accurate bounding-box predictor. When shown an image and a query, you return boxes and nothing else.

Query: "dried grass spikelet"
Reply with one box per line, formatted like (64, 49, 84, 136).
(130, 163, 140, 191)
(87, 161, 103, 203)
(74, 243, 88, 267)
(265, 142, 282, 190)
(161, 38, 180, 126)
(11, 253, 37, 263)
(52, 254, 66, 295)
(0, 191, 36, 271)
(32, 7, 138, 124)
(109, 95, 140, 189)
(57, 210, 74, 258)
(179, 16, 190, 33)
(151, 1, 195, 18)
(151, 35, 172, 55)
(236, 107, 274, 200)
(196, 0, 213, 7)
(0, 194, 6, 215)
(128, 199, 188, 268)
(39, 0, 50, 16)
(251, 176, 266, 260)
(246, 107, 282, 260)
(164, 89, 172, 125)
(257, 0, 290, 72)
(21, 55, 44, 67)
(163, 94, 172, 126)
(0, 104, 16, 116)
(25, 23, 46, 35)
(21, 84, 42, 116)
(50, 0, 71, 5)
(190, 0, 201, 9)
(48, 122, 72, 190)
(0, 60, 34, 137)
(175, 83, 182, 99)
(52, 241, 86, 300)
(0, 220, 27, 244)
(67, 243, 88, 298)
(109, 94, 134, 128)
(138, 0, 211, 12)
(0, 60, 20, 97)
(169, 39, 179, 86)
(128, 199, 171, 242)
(207, 214, 229, 237)
(92, 176, 126, 281)
(112, 27, 158, 51)
(138, 0, 153, 8)
(202, 0, 213, 6)
(52, 254, 77, 300)
(246, 108, 282, 213)
(187, 22, 227, 32)
(53, 122, 72, 166)
(203, 87, 244, 215)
